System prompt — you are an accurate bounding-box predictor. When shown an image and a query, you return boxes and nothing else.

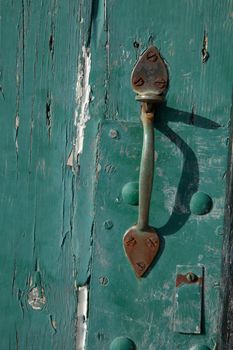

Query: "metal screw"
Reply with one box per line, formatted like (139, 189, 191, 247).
(104, 220, 113, 230)
(133, 77, 144, 86)
(154, 78, 166, 89)
(125, 236, 137, 247)
(99, 276, 109, 286)
(147, 51, 158, 62)
(109, 129, 119, 139)
(136, 262, 146, 271)
(145, 237, 157, 249)
(213, 281, 220, 288)
(186, 272, 197, 282)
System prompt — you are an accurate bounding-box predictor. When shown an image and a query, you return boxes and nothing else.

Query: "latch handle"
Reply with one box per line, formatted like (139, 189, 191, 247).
(137, 103, 155, 231)
(123, 46, 168, 277)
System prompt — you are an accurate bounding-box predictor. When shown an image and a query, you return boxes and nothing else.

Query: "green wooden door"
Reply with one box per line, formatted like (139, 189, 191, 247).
(77, 1, 233, 350)
(1, 1, 233, 350)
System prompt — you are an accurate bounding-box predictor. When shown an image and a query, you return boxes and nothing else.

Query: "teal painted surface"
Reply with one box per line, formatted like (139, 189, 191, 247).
(190, 346, 211, 350)
(0, 1, 81, 348)
(81, 1, 233, 348)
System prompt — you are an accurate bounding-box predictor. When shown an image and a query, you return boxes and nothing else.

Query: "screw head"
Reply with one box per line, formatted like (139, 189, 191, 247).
(109, 129, 119, 139)
(145, 236, 159, 250)
(136, 261, 146, 271)
(154, 78, 167, 89)
(147, 51, 158, 62)
(125, 236, 137, 247)
(133, 77, 144, 87)
(186, 272, 198, 282)
(104, 220, 113, 230)
(99, 276, 109, 286)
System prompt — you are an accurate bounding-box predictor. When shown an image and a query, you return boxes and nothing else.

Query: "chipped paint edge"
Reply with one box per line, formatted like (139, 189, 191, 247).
(74, 46, 92, 162)
(76, 286, 88, 350)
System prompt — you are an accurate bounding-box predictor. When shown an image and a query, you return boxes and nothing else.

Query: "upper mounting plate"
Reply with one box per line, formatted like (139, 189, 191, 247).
(131, 46, 168, 103)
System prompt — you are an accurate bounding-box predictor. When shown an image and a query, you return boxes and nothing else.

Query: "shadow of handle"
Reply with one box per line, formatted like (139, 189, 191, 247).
(152, 105, 220, 235)
(156, 122, 199, 235)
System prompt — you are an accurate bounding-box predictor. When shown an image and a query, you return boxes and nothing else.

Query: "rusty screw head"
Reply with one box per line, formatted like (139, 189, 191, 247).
(154, 78, 167, 89)
(186, 272, 197, 282)
(109, 129, 119, 139)
(145, 237, 158, 249)
(125, 236, 137, 247)
(104, 220, 113, 230)
(136, 262, 146, 271)
(147, 51, 158, 62)
(133, 77, 144, 87)
(99, 276, 109, 286)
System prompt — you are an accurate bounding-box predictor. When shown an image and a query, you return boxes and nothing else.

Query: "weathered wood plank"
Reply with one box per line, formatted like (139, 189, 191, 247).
(0, 1, 81, 348)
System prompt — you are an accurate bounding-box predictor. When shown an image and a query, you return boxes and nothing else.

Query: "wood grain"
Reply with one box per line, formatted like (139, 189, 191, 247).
(0, 1, 81, 348)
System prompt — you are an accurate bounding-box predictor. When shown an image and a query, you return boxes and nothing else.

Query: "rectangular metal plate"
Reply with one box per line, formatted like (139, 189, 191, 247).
(174, 265, 204, 334)
(86, 120, 225, 349)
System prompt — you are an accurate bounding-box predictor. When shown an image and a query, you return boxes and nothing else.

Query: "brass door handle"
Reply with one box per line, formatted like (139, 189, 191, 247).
(123, 46, 168, 277)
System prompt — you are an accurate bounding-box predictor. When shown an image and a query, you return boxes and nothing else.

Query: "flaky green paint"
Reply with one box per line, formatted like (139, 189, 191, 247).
(0, 1, 81, 348)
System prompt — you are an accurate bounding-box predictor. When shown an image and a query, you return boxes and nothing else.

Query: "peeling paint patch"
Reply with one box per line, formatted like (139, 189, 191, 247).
(0, 85, 5, 99)
(76, 286, 88, 350)
(74, 46, 91, 159)
(201, 30, 209, 63)
(46, 92, 52, 140)
(28, 286, 46, 310)
(15, 114, 20, 154)
(49, 314, 57, 333)
(164, 186, 178, 214)
(67, 150, 73, 167)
